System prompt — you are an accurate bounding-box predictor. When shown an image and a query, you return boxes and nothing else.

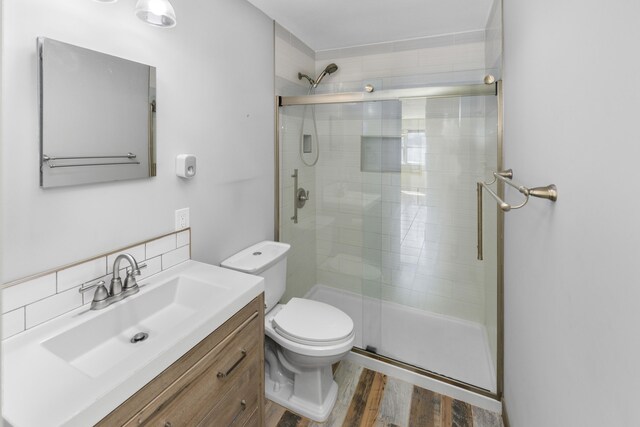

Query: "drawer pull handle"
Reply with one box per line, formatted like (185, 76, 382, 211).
(164, 422, 172, 427)
(217, 349, 247, 379)
(230, 399, 248, 425)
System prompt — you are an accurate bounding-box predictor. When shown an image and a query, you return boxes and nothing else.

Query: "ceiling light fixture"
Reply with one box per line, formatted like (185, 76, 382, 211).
(94, 0, 177, 28)
(134, 0, 177, 28)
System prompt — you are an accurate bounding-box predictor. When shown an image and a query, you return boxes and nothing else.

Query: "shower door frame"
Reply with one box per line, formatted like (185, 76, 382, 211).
(274, 81, 505, 401)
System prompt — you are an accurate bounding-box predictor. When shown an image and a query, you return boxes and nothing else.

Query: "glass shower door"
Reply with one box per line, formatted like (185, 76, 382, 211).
(359, 94, 498, 392)
(278, 89, 499, 393)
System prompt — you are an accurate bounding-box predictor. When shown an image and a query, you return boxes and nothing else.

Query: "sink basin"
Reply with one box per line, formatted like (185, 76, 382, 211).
(2, 260, 264, 427)
(42, 275, 226, 378)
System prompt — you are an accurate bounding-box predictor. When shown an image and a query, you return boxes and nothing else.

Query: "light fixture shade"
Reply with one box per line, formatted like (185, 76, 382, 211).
(135, 0, 177, 28)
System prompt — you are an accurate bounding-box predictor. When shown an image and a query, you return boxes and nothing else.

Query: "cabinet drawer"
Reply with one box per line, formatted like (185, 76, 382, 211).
(125, 314, 261, 426)
(240, 407, 260, 427)
(197, 356, 260, 426)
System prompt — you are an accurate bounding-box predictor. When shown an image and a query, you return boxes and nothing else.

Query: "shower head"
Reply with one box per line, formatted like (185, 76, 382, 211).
(298, 64, 339, 88)
(312, 63, 339, 88)
(324, 63, 338, 74)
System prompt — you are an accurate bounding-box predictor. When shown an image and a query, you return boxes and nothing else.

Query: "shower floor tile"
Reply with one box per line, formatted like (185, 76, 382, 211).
(264, 359, 503, 427)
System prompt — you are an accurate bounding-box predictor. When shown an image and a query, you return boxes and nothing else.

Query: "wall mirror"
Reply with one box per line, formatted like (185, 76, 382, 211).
(38, 37, 156, 188)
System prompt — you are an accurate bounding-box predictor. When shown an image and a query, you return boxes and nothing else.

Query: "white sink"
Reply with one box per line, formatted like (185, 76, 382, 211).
(42, 275, 225, 378)
(2, 260, 264, 427)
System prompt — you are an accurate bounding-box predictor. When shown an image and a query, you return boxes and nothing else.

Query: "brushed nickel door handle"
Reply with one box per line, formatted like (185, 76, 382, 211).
(477, 182, 483, 261)
(216, 349, 247, 379)
(230, 399, 248, 425)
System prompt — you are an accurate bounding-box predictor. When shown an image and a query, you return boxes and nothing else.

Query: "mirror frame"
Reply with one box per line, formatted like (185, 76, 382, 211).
(37, 37, 157, 188)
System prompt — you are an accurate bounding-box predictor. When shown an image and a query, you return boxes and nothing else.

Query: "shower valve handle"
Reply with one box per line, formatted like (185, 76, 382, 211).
(296, 188, 309, 208)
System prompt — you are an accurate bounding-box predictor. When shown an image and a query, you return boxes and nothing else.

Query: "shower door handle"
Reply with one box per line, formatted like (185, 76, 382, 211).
(291, 169, 299, 224)
(477, 182, 483, 260)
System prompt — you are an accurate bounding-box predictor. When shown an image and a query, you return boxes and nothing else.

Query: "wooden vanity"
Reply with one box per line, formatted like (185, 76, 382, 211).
(97, 295, 265, 427)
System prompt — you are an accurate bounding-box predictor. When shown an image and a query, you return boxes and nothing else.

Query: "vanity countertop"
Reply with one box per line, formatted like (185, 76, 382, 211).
(2, 260, 264, 427)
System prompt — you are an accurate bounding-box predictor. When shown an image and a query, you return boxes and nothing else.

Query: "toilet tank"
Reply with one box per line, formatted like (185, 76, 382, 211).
(220, 241, 291, 312)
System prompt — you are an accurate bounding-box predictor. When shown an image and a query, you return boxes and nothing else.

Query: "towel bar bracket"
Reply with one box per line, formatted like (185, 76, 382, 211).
(477, 169, 557, 260)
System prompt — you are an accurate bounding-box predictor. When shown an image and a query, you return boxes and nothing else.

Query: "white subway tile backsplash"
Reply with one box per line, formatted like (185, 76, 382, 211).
(176, 230, 190, 248)
(26, 287, 82, 328)
(57, 258, 106, 293)
(146, 235, 176, 259)
(2, 230, 191, 339)
(162, 245, 190, 270)
(139, 256, 162, 281)
(107, 245, 146, 273)
(2, 308, 25, 339)
(2, 273, 56, 314)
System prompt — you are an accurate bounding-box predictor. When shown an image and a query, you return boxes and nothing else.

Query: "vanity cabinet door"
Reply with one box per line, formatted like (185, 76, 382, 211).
(126, 315, 261, 426)
(98, 295, 264, 427)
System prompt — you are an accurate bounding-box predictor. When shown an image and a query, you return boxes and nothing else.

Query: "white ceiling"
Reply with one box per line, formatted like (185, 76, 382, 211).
(247, 0, 494, 51)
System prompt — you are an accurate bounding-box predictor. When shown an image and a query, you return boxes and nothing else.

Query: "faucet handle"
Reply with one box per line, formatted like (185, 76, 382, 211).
(93, 283, 109, 302)
(79, 281, 110, 310)
(123, 263, 146, 296)
(79, 280, 105, 294)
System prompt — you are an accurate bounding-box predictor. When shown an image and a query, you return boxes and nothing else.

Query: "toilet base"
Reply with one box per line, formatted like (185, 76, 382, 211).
(265, 373, 338, 422)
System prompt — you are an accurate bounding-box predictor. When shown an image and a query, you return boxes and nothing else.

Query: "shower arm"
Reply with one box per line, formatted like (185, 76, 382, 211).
(298, 73, 315, 86)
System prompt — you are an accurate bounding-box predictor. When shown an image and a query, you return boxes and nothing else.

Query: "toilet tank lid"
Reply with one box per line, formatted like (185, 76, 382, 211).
(220, 241, 291, 274)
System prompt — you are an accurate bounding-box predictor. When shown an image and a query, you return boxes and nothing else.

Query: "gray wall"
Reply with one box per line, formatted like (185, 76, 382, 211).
(504, 0, 640, 424)
(0, 0, 4, 419)
(1, 0, 275, 282)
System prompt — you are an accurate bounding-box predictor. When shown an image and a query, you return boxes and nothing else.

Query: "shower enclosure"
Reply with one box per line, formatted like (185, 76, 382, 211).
(276, 81, 502, 397)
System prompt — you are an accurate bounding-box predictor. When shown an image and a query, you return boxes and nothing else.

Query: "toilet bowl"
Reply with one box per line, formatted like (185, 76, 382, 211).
(221, 241, 355, 421)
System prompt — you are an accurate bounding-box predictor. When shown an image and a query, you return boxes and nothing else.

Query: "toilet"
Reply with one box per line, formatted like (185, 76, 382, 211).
(221, 241, 355, 422)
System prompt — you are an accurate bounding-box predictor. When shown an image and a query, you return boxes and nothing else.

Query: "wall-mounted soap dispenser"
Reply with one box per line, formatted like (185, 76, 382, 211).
(176, 154, 196, 178)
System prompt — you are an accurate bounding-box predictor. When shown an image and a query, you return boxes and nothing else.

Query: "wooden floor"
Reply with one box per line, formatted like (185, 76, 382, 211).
(265, 360, 503, 427)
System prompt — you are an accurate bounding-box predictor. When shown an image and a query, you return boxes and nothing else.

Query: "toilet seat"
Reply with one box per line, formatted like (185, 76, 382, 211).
(265, 301, 355, 357)
(272, 298, 354, 347)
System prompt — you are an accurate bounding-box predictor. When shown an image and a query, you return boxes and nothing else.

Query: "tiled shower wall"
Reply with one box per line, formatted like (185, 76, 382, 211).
(276, 25, 501, 328)
(313, 98, 490, 324)
(315, 30, 487, 92)
(310, 31, 492, 324)
(485, 0, 503, 79)
(275, 24, 319, 303)
(1, 229, 190, 340)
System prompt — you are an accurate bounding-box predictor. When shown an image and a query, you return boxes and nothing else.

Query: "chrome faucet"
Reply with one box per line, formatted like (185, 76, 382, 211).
(79, 253, 146, 310)
(111, 253, 142, 300)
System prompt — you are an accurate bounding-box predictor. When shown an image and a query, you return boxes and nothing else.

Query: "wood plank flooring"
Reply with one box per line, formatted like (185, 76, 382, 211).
(265, 360, 502, 427)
